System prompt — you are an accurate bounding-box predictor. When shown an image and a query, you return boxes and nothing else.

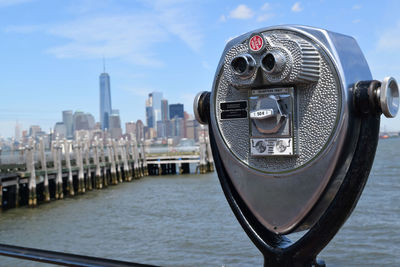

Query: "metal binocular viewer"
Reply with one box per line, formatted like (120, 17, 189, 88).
(194, 25, 399, 266)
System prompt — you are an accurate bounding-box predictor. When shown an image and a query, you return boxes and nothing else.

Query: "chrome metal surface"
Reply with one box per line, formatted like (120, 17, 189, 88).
(230, 54, 256, 79)
(379, 76, 399, 118)
(261, 50, 286, 74)
(193, 91, 208, 125)
(209, 25, 372, 234)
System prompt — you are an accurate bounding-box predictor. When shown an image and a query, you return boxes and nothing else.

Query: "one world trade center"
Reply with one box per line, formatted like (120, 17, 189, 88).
(100, 71, 112, 130)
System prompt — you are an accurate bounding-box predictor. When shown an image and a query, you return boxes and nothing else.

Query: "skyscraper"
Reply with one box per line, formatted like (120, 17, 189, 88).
(169, 103, 184, 119)
(73, 111, 89, 131)
(14, 121, 21, 141)
(145, 94, 154, 128)
(62, 110, 73, 138)
(100, 70, 112, 130)
(145, 92, 163, 129)
(161, 98, 169, 121)
(109, 110, 122, 139)
(151, 92, 163, 123)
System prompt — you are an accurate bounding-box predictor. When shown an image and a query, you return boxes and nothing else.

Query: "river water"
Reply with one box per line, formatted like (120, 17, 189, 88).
(0, 139, 399, 266)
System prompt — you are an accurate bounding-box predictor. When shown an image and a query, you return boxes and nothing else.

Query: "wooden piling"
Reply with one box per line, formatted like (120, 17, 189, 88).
(26, 138, 37, 207)
(64, 140, 75, 196)
(39, 138, 50, 202)
(53, 140, 64, 199)
(108, 139, 118, 185)
(73, 141, 85, 193)
(84, 139, 93, 191)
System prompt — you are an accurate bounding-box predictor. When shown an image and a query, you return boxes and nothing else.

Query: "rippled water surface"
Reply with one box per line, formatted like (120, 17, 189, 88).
(0, 139, 399, 266)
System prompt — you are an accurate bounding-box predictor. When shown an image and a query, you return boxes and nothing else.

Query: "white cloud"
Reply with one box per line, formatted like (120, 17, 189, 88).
(219, 15, 227, 22)
(5, 1, 204, 66)
(352, 4, 362, 10)
(43, 15, 168, 67)
(0, 0, 31, 8)
(261, 3, 270, 11)
(156, 6, 203, 52)
(291, 2, 303, 13)
(229, 4, 254, 19)
(352, 19, 361, 24)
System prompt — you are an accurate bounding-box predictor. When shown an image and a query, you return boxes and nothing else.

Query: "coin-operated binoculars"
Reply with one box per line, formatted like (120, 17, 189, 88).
(194, 25, 399, 266)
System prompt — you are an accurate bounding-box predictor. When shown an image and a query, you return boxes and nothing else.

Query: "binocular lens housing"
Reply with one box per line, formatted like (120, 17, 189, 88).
(261, 50, 286, 74)
(230, 54, 256, 78)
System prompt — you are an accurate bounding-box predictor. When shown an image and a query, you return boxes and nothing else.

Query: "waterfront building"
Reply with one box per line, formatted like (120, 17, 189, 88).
(169, 117, 184, 138)
(146, 92, 163, 130)
(169, 103, 184, 119)
(156, 120, 167, 138)
(136, 120, 144, 141)
(145, 95, 154, 128)
(185, 119, 198, 140)
(62, 110, 73, 139)
(99, 71, 112, 130)
(161, 99, 169, 121)
(73, 111, 89, 131)
(54, 122, 67, 138)
(126, 121, 136, 136)
(86, 113, 95, 130)
(109, 110, 122, 139)
(29, 125, 42, 138)
(151, 92, 163, 124)
(14, 121, 21, 141)
(145, 127, 157, 140)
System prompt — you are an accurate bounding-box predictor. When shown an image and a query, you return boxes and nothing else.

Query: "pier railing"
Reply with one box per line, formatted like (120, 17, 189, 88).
(0, 137, 214, 210)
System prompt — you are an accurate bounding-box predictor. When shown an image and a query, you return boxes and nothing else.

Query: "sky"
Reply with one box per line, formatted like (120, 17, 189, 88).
(1, 0, 400, 138)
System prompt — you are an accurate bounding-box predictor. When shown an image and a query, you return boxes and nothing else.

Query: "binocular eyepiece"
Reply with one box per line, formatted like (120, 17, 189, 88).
(194, 25, 399, 266)
(230, 50, 288, 78)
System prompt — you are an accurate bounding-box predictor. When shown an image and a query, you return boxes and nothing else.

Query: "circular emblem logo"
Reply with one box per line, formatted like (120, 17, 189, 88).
(249, 35, 264, 51)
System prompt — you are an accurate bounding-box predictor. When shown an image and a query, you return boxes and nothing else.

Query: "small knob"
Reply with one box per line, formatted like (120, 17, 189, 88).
(194, 91, 211, 125)
(379, 77, 399, 118)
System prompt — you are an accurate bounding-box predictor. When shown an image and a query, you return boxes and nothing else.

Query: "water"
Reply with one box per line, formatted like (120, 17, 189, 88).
(0, 139, 399, 266)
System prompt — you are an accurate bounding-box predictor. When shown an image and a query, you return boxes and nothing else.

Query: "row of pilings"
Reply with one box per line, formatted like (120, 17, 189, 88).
(0, 136, 214, 210)
(0, 136, 148, 210)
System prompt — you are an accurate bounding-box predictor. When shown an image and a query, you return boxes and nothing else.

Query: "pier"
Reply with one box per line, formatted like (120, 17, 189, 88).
(0, 136, 213, 210)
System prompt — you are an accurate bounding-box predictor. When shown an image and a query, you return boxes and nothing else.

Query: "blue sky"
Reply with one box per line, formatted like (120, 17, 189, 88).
(1, 0, 400, 138)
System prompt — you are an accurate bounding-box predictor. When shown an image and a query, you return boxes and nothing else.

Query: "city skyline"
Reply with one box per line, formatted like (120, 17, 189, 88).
(1, 1, 400, 138)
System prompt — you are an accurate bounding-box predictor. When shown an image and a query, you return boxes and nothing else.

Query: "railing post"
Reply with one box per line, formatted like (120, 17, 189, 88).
(133, 139, 140, 178)
(64, 139, 74, 196)
(93, 138, 102, 189)
(55, 139, 64, 199)
(112, 140, 122, 183)
(73, 140, 85, 193)
(108, 139, 117, 185)
(141, 143, 148, 176)
(199, 136, 207, 174)
(39, 137, 50, 202)
(121, 138, 131, 182)
(84, 138, 92, 191)
(205, 136, 214, 172)
(100, 139, 108, 187)
(26, 137, 37, 207)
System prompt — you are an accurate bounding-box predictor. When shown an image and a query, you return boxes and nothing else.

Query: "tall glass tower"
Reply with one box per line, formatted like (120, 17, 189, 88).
(100, 72, 112, 130)
(62, 110, 73, 139)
